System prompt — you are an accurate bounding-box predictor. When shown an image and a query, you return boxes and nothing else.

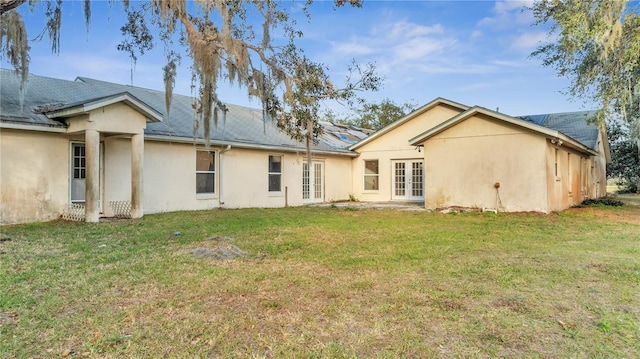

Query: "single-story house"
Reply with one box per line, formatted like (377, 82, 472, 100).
(0, 70, 610, 224)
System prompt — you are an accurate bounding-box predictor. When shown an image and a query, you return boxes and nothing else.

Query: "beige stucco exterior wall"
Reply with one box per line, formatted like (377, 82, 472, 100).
(0, 126, 354, 224)
(320, 155, 353, 202)
(117, 142, 354, 213)
(545, 133, 607, 212)
(216, 149, 351, 208)
(102, 137, 205, 216)
(351, 104, 463, 201)
(421, 114, 549, 212)
(0, 129, 69, 224)
(219, 148, 296, 208)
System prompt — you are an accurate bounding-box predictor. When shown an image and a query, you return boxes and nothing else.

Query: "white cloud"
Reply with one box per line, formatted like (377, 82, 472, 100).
(478, 0, 535, 29)
(509, 31, 547, 50)
(325, 20, 460, 78)
(393, 36, 452, 62)
(491, 59, 529, 68)
(456, 81, 502, 92)
(494, 0, 534, 13)
(388, 22, 444, 40)
(328, 21, 444, 59)
(331, 40, 376, 56)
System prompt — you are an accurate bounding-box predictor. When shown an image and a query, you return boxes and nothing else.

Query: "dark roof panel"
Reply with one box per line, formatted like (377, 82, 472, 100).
(517, 111, 599, 150)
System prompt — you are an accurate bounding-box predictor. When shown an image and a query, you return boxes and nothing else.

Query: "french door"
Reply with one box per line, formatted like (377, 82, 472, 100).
(70, 142, 103, 208)
(392, 160, 424, 201)
(303, 161, 324, 203)
(70, 143, 87, 203)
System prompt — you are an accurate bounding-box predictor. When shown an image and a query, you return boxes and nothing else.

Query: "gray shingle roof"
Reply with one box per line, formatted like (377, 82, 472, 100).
(0, 69, 360, 154)
(518, 111, 600, 150)
(2, 70, 600, 153)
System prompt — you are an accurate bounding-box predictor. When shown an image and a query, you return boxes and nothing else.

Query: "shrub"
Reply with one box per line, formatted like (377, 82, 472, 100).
(580, 197, 624, 207)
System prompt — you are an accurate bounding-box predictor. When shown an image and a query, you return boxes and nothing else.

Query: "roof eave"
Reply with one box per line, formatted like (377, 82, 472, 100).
(0, 121, 67, 133)
(45, 92, 163, 123)
(409, 107, 599, 156)
(553, 133, 599, 156)
(144, 135, 359, 157)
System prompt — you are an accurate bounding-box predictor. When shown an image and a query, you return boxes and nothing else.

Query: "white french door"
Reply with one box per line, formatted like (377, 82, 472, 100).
(303, 161, 324, 203)
(70, 143, 87, 203)
(392, 160, 424, 201)
(70, 142, 103, 209)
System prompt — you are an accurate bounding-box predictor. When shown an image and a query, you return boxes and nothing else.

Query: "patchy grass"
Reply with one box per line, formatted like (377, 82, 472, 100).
(617, 193, 640, 206)
(1, 205, 639, 358)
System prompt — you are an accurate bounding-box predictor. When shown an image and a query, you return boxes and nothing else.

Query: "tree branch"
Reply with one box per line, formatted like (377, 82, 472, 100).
(0, 0, 25, 14)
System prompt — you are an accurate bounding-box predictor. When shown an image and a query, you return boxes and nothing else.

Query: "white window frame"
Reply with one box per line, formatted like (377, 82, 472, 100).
(268, 155, 283, 193)
(196, 150, 216, 196)
(363, 159, 379, 191)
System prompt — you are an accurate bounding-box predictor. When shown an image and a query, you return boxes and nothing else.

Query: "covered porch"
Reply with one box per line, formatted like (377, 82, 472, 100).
(45, 92, 162, 222)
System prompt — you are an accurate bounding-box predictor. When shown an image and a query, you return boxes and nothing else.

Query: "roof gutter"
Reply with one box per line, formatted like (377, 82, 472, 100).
(0, 121, 67, 133)
(551, 133, 598, 156)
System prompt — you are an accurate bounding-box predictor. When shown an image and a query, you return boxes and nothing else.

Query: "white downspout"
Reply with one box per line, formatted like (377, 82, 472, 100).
(219, 145, 231, 205)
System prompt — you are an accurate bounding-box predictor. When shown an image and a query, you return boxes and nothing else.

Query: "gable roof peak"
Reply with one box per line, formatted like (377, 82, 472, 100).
(349, 97, 469, 150)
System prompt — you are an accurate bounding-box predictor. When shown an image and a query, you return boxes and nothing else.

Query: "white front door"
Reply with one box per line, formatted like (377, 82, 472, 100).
(70, 142, 103, 209)
(392, 160, 424, 201)
(303, 162, 324, 203)
(70, 143, 86, 203)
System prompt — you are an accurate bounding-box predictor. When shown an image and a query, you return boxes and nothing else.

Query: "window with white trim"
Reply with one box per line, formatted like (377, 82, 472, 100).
(268, 155, 282, 192)
(196, 150, 215, 194)
(364, 159, 379, 191)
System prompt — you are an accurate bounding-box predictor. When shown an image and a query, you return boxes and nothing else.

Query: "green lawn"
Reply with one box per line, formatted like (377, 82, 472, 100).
(1, 205, 639, 358)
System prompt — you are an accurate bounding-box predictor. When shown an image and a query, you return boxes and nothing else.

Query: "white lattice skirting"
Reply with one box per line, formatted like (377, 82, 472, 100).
(109, 201, 132, 219)
(61, 203, 85, 222)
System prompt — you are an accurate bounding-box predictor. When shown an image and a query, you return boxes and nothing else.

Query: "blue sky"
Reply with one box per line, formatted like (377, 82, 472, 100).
(2, 0, 596, 118)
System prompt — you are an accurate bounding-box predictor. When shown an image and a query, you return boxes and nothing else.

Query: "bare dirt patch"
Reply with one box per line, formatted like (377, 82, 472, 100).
(185, 235, 247, 261)
(0, 311, 18, 326)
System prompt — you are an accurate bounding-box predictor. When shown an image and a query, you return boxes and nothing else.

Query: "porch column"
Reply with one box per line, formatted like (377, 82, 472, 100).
(130, 132, 144, 218)
(85, 129, 100, 223)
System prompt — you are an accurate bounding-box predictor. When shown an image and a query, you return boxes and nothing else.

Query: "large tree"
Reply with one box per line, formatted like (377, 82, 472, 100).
(0, 0, 380, 157)
(531, 0, 640, 145)
(607, 120, 640, 193)
(344, 98, 416, 131)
